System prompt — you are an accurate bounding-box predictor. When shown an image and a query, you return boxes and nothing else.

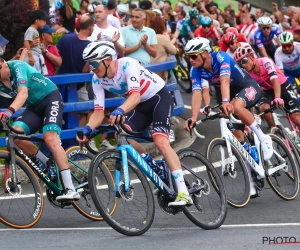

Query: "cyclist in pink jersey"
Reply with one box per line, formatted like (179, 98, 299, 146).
(234, 44, 300, 128)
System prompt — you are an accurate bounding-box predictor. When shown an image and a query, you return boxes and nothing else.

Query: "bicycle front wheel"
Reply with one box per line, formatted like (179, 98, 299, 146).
(0, 151, 44, 228)
(177, 149, 227, 230)
(206, 138, 251, 208)
(88, 150, 155, 236)
(263, 134, 299, 200)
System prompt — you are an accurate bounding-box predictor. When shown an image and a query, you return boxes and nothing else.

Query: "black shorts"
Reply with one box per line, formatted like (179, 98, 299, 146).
(258, 80, 300, 114)
(12, 90, 64, 135)
(178, 35, 190, 46)
(124, 87, 174, 140)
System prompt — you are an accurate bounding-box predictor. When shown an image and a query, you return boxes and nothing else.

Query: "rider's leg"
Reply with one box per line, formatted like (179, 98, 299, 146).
(259, 103, 276, 127)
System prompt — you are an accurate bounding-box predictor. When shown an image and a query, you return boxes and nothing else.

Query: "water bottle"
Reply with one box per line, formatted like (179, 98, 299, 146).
(30, 155, 46, 172)
(156, 160, 169, 181)
(46, 161, 57, 182)
(243, 142, 259, 163)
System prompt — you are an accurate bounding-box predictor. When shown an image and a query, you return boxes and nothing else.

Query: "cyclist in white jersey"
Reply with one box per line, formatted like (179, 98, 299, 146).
(275, 31, 300, 85)
(76, 41, 193, 207)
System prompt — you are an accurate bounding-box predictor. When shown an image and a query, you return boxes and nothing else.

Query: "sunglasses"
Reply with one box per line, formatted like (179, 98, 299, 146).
(261, 26, 271, 30)
(282, 43, 293, 49)
(237, 57, 249, 67)
(88, 60, 101, 70)
(187, 51, 204, 60)
(202, 25, 211, 29)
(224, 40, 235, 47)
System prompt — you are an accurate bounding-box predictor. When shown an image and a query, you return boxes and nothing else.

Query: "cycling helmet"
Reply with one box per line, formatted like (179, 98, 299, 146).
(55, 0, 64, 9)
(185, 37, 212, 54)
(234, 44, 254, 62)
(225, 27, 238, 36)
(82, 41, 116, 62)
(201, 16, 212, 26)
(189, 9, 199, 18)
(222, 32, 237, 44)
(279, 31, 294, 44)
(257, 16, 272, 27)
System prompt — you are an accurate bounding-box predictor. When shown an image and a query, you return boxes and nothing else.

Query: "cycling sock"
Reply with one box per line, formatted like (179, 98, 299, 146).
(249, 121, 267, 142)
(36, 150, 49, 165)
(172, 169, 189, 196)
(60, 169, 75, 191)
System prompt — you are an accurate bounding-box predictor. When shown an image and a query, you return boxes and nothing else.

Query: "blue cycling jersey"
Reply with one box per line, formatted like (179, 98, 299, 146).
(254, 25, 281, 48)
(190, 51, 253, 91)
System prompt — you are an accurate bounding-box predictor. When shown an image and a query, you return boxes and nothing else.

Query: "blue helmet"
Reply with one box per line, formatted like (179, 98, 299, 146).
(201, 16, 212, 26)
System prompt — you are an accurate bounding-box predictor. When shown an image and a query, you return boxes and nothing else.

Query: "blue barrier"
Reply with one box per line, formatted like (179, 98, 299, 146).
(0, 57, 184, 147)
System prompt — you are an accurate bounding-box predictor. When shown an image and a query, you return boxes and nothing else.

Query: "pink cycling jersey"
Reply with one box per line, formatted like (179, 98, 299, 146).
(248, 57, 287, 90)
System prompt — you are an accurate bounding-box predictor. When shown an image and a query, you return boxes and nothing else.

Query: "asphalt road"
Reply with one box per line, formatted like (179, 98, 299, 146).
(1, 89, 300, 250)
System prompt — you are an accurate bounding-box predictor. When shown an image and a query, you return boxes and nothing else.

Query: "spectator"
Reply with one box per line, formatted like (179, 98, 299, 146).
(174, 2, 184, 15)
(106, 0, 121, 29)
(24, 10, 49, 75)
(139, 0, 156, 28)
(150, 16, 177, 81)
(121, 8, 157, 65)
(38, 25, 62, 76)
(117, 5, 130, 27)
(81, 0, 89, 8)
(236, 1, 247, 22)
(129, 3, 137, 14)
(270, 14, 282, 32)
(225, 8, 236, 27)
(294, 28, 300, 42)
(255, 8, 265, 20)
(239, 14, 257, 39)
(218, 13, 230, 33)
(58, 0, 77, 33)
(176, 10, 187, 31)
(291, 17, 300, 31)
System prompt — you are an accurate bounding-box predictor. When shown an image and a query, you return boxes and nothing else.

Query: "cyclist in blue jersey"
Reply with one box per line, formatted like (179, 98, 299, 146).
(254, 17, 281, 61)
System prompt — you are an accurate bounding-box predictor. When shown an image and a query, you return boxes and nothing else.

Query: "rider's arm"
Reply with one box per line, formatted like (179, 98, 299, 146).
(10, 86, 28, 112)
(263, 58, 281, 98)
(255, 30, 268, 58)
(258, 46, 268, 58)
(274, 48, 283, 72)
(212, 26, 220, 41)
(274, 36, 281, 47)
(191, 90, 202, 120)
(201, 79, 210, 106)
(220, 76, 230, 101)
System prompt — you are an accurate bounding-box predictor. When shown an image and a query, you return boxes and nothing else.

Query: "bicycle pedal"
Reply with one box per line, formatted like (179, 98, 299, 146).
(60, 201, 73, 208)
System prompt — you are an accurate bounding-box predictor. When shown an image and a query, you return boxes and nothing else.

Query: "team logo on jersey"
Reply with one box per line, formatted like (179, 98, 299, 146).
(211, 75, 220, 84)
(264, 62, 272, 71)
(245, 87, 257, 101)
(20, 80, 26, 84)
(220, 63, 229, 69)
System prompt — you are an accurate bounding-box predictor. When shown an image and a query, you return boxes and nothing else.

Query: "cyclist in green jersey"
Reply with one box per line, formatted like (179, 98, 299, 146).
(0, 60, 80, 201)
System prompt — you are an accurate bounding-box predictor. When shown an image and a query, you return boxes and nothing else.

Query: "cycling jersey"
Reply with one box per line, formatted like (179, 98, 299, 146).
(0, 60, 57, 106)
(219, 33, 247, 52)
(275, 42, 300, 72)
(226, 42, 249, 58)
(176, 18, 186, 31)
(190, 51, 253, 90)
(247, 57, 287, 90)
(92, 57, 165, 110)
(254, 25, 281, 48)
(194, 25, 220, 40)
(179, 16, 203, 36)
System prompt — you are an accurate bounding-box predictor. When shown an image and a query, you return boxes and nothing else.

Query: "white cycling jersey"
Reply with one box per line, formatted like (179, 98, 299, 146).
(92, 57, 165, 110)
(274, 42, 300, 71)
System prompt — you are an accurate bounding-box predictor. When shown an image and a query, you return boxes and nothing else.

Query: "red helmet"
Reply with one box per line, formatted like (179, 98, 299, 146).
(234, 44, 254, 62)
(226, 27, 238, 36)
(222, 32, 237, 45)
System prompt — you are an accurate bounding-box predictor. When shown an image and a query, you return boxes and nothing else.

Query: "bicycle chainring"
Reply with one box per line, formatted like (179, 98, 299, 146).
(157, 192, 178, 215)
(46, 188, 62, 208)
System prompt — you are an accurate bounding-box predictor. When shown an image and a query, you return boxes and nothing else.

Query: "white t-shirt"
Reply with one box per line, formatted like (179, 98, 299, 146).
(89, 24, 125, 60)
(107, 14, 121, 29)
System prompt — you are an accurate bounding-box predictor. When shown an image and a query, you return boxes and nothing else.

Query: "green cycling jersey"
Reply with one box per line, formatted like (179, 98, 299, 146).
(179, 16, 203, 36)
(0, 60, 57, 106)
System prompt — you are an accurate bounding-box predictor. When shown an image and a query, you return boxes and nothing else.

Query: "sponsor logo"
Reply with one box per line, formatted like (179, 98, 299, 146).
(31, 76, 47, 86)
(49, 101, 60, 123)
(92, 77, 100, 84)
(211, 75, 220, 84)
(122, 61, 130, 71)
(220, 63, 229, 69)
(216, 53, 224, 63)
(264, 61, 272, 71)
(20, 80, 26, 84)
(33, 192, 42, 219)
(245, 87, 257, 101)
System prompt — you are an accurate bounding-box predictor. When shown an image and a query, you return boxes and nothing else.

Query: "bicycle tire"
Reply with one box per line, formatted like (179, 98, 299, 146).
(262, 134, 299, 200)
(173, 62, 192, 93)
(177, 149, 227, 230)
(206, 138, 251, 208)
(65, 146, 114, 221)
(88, 150, 155, 236)
(0, 150, 44, 228)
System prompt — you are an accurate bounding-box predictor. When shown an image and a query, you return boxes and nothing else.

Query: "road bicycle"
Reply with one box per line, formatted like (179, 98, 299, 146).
(85, 122, 227, 236)
(0, 120, 115, 228)
(172, 52, 192, 93)
(193, 104, 299, 208)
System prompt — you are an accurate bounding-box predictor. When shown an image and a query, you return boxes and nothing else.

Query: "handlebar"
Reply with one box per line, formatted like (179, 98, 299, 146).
(0, 120, 25, 135)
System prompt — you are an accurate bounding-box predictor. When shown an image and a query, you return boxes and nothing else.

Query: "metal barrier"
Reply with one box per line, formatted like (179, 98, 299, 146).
(0, 57, 184, 147)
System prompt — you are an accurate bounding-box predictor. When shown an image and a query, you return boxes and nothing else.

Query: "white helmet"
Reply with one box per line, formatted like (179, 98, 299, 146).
(185, 37, 212, 54)
(257, 16, 272, 27)
(82, 41, 116, 62)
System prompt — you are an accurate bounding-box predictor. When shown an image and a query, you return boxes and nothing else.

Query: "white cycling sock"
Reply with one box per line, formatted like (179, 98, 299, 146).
(60, 169, 75, 191)
(249, 121, 267, 142)
(172, 169, 189, 196)
(36, 150, 48, 165)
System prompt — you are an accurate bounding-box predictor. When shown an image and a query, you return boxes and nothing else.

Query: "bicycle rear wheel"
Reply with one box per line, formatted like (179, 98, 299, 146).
(177, 149, 227, 230)
(88, 150, 155, 236)
(0, 151, 44, 228)
(206, 138, 251, 208)
(263, 134, 299, 200)
(172, 62, 192, 93)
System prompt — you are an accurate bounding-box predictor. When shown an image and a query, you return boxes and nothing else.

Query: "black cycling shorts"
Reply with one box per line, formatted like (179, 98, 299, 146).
(12, 89, 64, 135)
(258, 80, 300, 114)
(124, 87, 174, 140)
(178, 35, 191, 46)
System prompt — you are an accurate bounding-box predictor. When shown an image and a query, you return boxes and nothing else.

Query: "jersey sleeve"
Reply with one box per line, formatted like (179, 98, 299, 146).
(262, 58, 278, 80)
(274, 48, 283, 70)
(12, 62, 30, 89)
(124, 60, 141, 95)
(194, 27, 201, 37)
(212, 26, 220, 40)
(92, 75, 105, 110)
(190, 67, 203, 91)
(274, 26, 281, 37)
(254, 30, 263, 48)
(216, 53, 231, 78)
(184, 21, 192, 34)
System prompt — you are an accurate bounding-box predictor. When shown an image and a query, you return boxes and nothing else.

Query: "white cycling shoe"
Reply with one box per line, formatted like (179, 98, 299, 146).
(261, 135, 273, 161)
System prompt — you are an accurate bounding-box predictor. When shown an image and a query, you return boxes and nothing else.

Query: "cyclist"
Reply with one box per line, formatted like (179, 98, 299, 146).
(218, 27, 247, 52)
(234, 44, 300, 129)
(254, 16, 281, 61)
(275, 31, 300, 85)
(178, 9, 202, 46)
(222, 32, 248, 58)
(0, 60, 79, 201)
(184, 38, 273, 196)
(77, 41, 193, 207)
(194, 16, 220, 45)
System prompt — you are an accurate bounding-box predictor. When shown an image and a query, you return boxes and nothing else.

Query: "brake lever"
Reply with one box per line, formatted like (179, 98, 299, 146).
(187, 119, 196, 138)
(77, 130, 84, 150)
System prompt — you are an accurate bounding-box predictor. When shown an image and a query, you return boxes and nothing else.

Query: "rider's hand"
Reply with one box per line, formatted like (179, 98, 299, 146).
(200, 105, 211, 116)
(0, 109, 13, 123)
(110, 107, 125, 126)
(220, 102, 234, 117)
(76, 125, 91, 143)
(271, 98, 284, 107)
(184, 118, 196, 132)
